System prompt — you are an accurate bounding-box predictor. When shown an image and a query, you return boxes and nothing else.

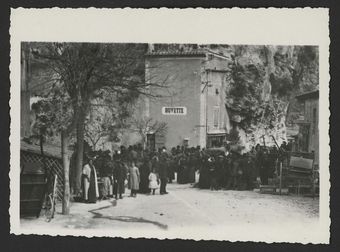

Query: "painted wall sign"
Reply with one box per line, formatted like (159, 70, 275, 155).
(162, 106, 187, 115)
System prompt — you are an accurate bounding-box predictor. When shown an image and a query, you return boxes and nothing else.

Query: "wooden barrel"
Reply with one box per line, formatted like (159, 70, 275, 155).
(20, 162, 47, 217)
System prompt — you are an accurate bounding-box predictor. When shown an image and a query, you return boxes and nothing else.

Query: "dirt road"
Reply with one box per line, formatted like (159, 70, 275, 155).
(20, 183, 321, 242)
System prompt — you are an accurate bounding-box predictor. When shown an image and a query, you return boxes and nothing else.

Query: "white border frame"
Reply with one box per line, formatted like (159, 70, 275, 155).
(9, 8, 330, 243)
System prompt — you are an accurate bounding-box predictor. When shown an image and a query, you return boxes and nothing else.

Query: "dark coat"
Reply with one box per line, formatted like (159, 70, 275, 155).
(198, 156, 211, 189)
(88, 166, 98, 203)
(158, 153, 168, 179)
(113, 161, 127, 194)
(114, 161, 127, 182)
(177, 154, 188, 184)
(139, 159, 151, 193)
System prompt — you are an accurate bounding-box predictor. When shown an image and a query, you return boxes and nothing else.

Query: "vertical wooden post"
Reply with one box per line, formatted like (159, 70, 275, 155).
(61, 130, 70, 215)
(311, 151, 315, 199)
(279, 162, 282, 195)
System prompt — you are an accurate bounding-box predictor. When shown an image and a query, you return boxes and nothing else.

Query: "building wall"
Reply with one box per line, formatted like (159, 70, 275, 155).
(305, 98, 319, 166)
(202, 53, 232, 147)
(205, 70, 231, 134)
(146, 56, 203, 149)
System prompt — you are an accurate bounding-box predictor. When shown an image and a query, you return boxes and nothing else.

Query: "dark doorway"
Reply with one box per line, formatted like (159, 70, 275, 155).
(207, 134, 225, 148)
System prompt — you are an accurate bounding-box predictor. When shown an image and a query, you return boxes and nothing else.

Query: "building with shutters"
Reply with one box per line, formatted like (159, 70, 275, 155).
(143, 44, 233, 150)
(295, 90, 319, 168)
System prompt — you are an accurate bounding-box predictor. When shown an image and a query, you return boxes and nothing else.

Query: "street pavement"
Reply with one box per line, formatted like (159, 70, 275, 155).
(20, 181, 321, 241)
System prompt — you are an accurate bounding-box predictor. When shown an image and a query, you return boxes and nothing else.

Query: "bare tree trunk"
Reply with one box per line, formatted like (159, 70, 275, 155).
(74, 111, 85, 195)
(61, 130, 70, 215)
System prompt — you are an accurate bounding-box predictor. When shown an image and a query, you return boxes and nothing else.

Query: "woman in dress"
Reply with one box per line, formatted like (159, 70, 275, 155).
(128, 161, 140, 197)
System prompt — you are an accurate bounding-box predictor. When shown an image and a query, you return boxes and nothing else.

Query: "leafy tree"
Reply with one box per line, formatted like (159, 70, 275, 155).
(28, 42, 166, 197)
(30, 86, 73, 214)
(31, 99, 55, 156)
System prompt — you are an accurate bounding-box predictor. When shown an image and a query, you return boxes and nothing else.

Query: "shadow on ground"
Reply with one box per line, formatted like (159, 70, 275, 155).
(88, 201, 168, 230)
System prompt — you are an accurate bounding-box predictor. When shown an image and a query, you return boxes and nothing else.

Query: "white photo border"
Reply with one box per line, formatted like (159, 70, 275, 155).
(9, 7, 330, 243)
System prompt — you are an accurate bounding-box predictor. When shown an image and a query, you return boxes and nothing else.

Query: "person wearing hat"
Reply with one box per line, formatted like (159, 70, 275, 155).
(159, 147, 169, 194)
(208, 156, 218, 190)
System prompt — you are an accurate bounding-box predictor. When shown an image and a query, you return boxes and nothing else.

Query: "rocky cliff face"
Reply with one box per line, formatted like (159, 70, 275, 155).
(225, 45, 319, 148)
(148, 43, 318, 149)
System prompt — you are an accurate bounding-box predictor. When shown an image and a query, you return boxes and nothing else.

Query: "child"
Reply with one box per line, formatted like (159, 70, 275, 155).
(148, 168, 159, 195)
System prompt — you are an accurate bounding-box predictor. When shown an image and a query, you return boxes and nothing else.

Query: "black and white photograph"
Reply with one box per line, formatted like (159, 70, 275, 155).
(9, 8, 330, 243)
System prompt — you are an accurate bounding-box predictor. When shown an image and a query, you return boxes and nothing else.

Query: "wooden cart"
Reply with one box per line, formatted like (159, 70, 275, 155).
(281, 152, 318, 196)
(260, 151, 318, 196)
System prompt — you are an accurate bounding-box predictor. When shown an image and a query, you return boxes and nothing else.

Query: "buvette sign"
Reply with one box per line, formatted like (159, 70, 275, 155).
(162, 107, 187, 115)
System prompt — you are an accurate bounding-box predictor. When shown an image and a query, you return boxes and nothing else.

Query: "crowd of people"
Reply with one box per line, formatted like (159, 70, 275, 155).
(197, 143, 290, 191)
(80, 142, 291, 203)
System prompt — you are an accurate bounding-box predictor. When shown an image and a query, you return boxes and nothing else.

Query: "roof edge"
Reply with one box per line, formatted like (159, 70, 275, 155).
(295, 89, 319, 100)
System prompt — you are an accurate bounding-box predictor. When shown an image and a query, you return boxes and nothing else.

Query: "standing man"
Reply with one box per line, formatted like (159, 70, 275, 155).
(187, 149, 196, 184)
(224, 152, 233, 189)
(177, 150, 187, 184)
(101, 152, 113, 200)
(138, 153, 151, 194)
(208, 156, 218, 190)
(255, 144, 263, 183)
(245, 153, 255, 190)
(168, 148, 176, 183)
(113, 154, 127, 200)
(198, 151, 210, 189)
(159, 147, 169, 194)
(260, 149, 270, 185)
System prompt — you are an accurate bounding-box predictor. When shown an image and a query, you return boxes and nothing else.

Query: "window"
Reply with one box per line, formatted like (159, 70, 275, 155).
(183, 139, 189, 148)
(147, 133, 155, 151)
(213, 107, 219, 128)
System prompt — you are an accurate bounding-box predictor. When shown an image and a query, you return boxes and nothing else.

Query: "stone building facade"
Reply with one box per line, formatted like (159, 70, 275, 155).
(143, 44, 232, 150)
